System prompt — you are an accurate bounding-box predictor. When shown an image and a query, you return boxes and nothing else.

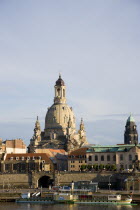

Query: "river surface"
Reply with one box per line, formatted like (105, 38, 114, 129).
(0, 203, 140, 210)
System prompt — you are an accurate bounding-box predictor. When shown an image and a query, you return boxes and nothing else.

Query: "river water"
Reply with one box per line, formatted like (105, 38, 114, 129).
(0, 203, 140, 210)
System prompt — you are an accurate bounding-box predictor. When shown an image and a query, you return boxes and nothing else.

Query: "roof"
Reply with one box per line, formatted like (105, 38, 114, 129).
(35, 148, 67, 157)
(87, 144, 139, 153)
(48, 149, 66, 154)
(55, 74, 65, 86)
(69, 147, 88, 157)
(5, 153, 53, 163)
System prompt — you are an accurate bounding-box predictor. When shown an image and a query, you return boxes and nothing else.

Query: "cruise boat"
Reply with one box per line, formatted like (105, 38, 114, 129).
(16, 191, 132, 205)
(75, 194, 132, 205)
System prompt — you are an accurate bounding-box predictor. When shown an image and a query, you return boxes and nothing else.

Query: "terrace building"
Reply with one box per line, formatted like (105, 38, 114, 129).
(0, 153, 54, 174)
(68, 115, 140, 172)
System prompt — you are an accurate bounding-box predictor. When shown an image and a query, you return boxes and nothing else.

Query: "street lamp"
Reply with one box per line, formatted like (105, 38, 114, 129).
(108, 175, 112, 191)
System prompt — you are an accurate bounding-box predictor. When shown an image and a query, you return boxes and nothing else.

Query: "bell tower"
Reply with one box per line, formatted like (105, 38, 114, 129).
(54, 74, 66, 104)
(124, 114, 138, 144)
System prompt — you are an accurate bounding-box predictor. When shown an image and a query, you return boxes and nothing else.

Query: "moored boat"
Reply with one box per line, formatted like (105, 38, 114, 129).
(75, 194, 132, 205)
(16, 192, 54, 204)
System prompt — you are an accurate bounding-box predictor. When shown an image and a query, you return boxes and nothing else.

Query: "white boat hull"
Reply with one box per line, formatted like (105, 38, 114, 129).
(75, 199, 132, 205)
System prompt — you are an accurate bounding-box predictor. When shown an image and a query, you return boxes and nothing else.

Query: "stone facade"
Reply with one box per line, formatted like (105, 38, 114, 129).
(28, 75, 88, 153)
(0, 139, 26, 154)
(68, 145, 140, 172)
(0, 153, 54, 174)
(68, 147, 87, 171)
(34, 148, 68, 171)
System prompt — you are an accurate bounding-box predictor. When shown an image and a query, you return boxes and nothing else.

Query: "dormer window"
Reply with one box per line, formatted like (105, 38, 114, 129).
(10, 157, 13, 160)
(22, 157, 24, 160)
(16, 157, 19, 160)
(39, 156, 41, 160)
(27, 157, 30, 160)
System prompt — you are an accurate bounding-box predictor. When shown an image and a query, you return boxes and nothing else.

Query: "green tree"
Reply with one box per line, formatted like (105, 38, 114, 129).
(80, 165, 87, 171)
(87, 165, 92, 171)
(93, 164, 98, 171)
(99, 164, 104, 170)
(111, 164, 117, 171)
(105, 164, 111, 171)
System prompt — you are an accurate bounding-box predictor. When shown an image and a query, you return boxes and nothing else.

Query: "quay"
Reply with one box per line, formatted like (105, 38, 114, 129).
(0, 189, 140, 203)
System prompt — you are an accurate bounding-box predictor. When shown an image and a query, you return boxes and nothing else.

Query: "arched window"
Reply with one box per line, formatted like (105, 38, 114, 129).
(63, 89, 65, 97)
(107, 155, 110, 161)
(57, 88, 60, 96)
(120, 154, 123, 161)
(88, 156, 92, 161)
(101, 155, 104, 161)
(135, 155, 138, 160)
(129, 154, 132, 161)
(113, 155, 116, 161)
(129, 164, 132, 169)
(95, 155, 98, 161)
(120, 164, 124, 169)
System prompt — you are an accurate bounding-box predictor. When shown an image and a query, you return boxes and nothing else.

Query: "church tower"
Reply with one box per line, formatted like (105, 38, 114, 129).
(28, 116, 41, 152)
(124, 114, 138, 144)
(78, 118, 86, 139)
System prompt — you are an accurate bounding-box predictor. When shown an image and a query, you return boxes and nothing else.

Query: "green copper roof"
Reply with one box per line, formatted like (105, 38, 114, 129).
(127, 114, 135, 123)
(86, 144, 140, 153)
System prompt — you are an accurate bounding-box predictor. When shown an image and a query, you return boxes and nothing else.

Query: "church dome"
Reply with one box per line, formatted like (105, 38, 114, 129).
(55, 75, 65, 86)
(45, 103, 76, 136)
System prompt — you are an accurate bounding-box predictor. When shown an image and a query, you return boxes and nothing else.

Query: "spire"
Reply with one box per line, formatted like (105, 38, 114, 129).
(80, 118, 85, 131)
(35, 116, 41, 130)
(78, 118, 86, 141)
(127, 113, 135, 123)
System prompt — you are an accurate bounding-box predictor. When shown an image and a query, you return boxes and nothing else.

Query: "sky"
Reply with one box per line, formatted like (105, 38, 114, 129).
(0, 0, 140, 146)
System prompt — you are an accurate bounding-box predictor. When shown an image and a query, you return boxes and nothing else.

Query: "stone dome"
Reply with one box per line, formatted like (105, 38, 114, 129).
(45, 103, 76, 136)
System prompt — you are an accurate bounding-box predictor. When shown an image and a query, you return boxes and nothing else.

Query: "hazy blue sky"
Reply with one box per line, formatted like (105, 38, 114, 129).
(0, 1, 140, 145)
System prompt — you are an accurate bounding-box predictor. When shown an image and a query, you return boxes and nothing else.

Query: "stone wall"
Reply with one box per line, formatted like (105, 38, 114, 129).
(54, 172, 116, 188)
(0, 171, 135, 190)
(0, 174, 30, 188)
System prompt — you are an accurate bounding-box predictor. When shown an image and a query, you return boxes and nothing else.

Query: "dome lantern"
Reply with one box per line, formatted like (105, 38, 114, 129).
(54, 74, 66, 104)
